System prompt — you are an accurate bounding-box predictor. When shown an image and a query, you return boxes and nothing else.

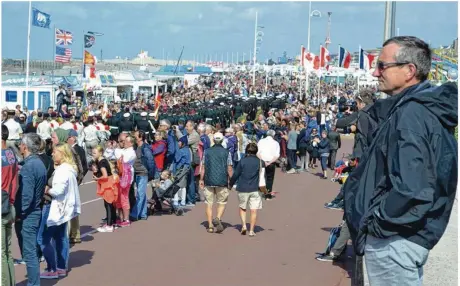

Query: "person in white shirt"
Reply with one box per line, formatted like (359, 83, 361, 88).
(257, 130, 280, 200)
(115, 135, 136, 226)
(37, 114, 53, 141)
(59, 114, 74, 130)
(3, 110, 23, 157)
(81, 117, 99, 163)
(49, 113, 59, 130)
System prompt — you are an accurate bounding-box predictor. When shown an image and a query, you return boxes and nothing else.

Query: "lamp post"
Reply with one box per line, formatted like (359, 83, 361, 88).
(253, 11, 264, 87)
(305, 3, 322, 97)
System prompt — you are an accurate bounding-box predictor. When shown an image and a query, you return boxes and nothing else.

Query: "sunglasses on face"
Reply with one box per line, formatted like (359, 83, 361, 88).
(376, 61, 412, 71)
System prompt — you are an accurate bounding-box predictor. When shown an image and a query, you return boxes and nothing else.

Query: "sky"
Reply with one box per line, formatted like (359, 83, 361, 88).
(1, 1, 458, 62)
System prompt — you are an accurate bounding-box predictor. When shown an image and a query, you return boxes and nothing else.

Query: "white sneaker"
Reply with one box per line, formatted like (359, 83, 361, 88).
(286, 169, 296, 174)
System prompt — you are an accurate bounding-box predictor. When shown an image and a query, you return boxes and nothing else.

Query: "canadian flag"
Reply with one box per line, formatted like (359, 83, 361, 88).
(301, 45, 318, 69)
(320, 45, 331, 70)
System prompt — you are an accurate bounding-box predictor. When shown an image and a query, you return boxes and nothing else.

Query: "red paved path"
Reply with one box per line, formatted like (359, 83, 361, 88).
(13, 137, 354, 286)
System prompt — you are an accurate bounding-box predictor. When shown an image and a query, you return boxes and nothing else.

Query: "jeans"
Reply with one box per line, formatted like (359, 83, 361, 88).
(17, 210, 42, 286)
(330, 220, 350, 256)
(265, 163, 276, 198)
(2, 206, 15, 286)
(38, 204, 69, 272)
(186, 168, 196, 204)
(365, 235, 429, 286)
(130, 175, 148, 220)
(320, 155, 328, 171)
(287, 149, 297, 170)
(328, 149, 338, 169)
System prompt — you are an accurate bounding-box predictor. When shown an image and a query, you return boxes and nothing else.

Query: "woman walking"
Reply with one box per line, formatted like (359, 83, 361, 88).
(229, 143, 263, 237)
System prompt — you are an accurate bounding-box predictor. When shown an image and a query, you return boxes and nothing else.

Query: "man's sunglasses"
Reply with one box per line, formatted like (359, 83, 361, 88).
(376, 61, 412, 71)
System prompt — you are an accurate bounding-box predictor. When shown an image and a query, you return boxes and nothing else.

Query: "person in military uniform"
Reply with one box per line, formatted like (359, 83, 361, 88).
(118, 112, 134, 133)
(135, 112, 154, 142)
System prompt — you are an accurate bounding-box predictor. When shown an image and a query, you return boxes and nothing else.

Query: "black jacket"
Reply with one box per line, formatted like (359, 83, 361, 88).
(344, 81, 458, 255)
(327, 131, 341, 150)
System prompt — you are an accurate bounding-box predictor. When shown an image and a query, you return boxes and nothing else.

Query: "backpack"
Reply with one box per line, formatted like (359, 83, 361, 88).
(120, 163, 133, 188)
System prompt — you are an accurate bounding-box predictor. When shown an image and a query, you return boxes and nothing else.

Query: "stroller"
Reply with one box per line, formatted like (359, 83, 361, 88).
(147, 166, 190, 216)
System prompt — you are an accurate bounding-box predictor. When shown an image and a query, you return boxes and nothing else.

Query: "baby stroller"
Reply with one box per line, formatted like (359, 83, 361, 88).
(147, 167, 189, 216)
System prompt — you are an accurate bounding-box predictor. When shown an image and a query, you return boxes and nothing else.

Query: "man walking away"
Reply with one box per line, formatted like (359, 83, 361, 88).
(199, 132, 233, 233)
(2, 125, 19, 286)
(327, 125, 341, 170)
(256, 130, 280, 200)
(15, 133, 47, 286)
(344, 36, 458, 285)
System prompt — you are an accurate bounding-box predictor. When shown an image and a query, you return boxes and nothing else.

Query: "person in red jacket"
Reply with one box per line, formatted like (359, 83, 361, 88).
(151, 131, 167, 179)
(2, 124, 19, 286)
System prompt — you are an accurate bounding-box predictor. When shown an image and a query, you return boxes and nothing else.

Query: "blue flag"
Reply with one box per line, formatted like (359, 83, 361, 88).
(32, 8, 51, 28)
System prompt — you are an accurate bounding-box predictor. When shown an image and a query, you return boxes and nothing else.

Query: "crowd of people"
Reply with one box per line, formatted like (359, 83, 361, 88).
(1, 36, 457, 286)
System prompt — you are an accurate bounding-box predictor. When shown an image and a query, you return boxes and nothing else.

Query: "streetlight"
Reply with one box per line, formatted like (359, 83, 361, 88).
(253, 11, 264, 87)
(305, 2, 322, 96)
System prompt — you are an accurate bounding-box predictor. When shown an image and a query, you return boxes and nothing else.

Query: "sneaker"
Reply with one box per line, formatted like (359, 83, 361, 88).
(14, 258, 26, 265)
(56, 268, 67, 277)
(185, 203, 195, 207)
(286, 169, 296, 174)
(212, 217, 224, 233)
(324, 202, 334, 208)
(97, 225, 114, 232)
(316, 254, 338, 262)
(119, 221, 131, 227)
(39, 256, 45, 263)
(116, 219, 122, 225)
(40, 270, 59, 279)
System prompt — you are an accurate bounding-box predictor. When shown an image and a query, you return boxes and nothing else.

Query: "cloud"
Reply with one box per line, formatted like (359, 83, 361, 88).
(213, 3, 234, 14)
(40, 3, 89, 20)
(169, 24, 183, 34)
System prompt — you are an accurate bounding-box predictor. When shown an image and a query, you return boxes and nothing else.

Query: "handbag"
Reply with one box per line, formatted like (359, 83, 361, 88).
(258, 160, 268, 194)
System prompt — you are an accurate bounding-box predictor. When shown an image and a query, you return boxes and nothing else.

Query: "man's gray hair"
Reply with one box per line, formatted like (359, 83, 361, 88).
(197, 123, 206, 133)
(21, 133, 42, 154)
(383, 36, 431, 81)
(160, 119, 171, 127)
(266, 130, 276, 137)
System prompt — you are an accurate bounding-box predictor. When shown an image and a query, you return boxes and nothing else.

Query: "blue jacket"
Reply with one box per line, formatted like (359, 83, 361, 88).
(318, 138, 330, 155)
(15, 154, 47, 218)
(229, 155, 260, 193)
(175, 146, 191, 172)
(344, 81, 458, 255)
(140, 143, 156, 181)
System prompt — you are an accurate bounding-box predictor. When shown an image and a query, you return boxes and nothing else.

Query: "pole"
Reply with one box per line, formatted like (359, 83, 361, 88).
(232, 52, 234, 64)
(25, 0, 32, 106)
(318, 44, 322, 104)
(237, 52, 239, 65)
(358, 45, 361, 92)
(252, 11, 258, 86)
(305, 1, 312, 97)
(82, 30, 85, 78)
(337, 44, 340, 96)
(227, 52, 229, 66)
(52, 25, 55, 102)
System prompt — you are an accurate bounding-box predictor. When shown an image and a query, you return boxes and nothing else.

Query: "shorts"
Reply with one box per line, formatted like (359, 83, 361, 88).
(115, 185, 130, 210)
(204, 187, 229, 205)
(238, 191, 263, 210)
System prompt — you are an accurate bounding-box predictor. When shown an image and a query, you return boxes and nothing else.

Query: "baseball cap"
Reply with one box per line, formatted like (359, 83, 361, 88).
(213, 132, 224, 141)
(68, 130, 78, 137)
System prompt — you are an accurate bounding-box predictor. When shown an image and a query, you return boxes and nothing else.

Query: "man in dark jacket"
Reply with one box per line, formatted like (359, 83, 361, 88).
(326, 125, 341, 169)
(344, 36, 458, 285)
(199, 132, 233, 234)
(67, 129, 88, 244)
(15, 133, 47, 286)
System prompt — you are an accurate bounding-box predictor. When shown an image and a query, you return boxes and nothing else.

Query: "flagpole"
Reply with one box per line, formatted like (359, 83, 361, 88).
(318, 44, 322, 105)
(299, 45, 303, 98)
(336, 44, 340, 97)
(358, 45, 361, 93)
(252, 11, 258, 87)
(52, 25, 56, 107)
(82, 30, 85, 78)
(25, 1, 32, 106)
(305, 1, 312, 99)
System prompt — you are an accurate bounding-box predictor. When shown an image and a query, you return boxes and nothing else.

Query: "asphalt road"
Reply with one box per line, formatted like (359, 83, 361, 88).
(12, 137, 355, 286)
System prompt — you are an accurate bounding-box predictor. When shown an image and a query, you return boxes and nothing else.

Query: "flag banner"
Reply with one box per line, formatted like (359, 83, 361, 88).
(320, 46, 331, 69)
(55, 46, 72, 63)
(55, 28, 73, 45)
(338, 47, 351, 68)
(84, 50, 95, 65)
(84, 34, 95, 48)
(359, 48, 376, 71)
(32, 8, 51, 28)
(87, 31, 104, 36)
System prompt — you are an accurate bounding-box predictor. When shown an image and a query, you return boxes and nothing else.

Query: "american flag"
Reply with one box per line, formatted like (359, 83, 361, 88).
(55, 46, 72, 63)
(55, 28, 73, 45)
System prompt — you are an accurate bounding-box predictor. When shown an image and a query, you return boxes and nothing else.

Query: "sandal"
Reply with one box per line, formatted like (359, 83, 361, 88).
(249, 231, 256, 237)
(207, 227, 215, 233)
(241, 228, 247, 235)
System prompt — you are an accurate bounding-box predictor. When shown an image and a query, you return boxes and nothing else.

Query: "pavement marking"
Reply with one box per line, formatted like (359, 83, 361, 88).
(81, 198, 102, 205)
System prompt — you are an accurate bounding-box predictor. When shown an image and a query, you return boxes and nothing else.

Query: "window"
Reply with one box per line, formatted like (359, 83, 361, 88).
(5, 91, 17, 102)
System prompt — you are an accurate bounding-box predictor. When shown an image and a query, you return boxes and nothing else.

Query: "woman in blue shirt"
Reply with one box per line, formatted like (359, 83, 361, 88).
(173, 135, 191, 206)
